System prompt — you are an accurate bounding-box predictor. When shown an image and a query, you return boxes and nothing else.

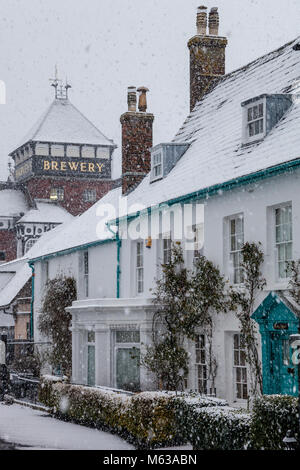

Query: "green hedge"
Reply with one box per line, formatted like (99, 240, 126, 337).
(185, 406, 251, 450)
(39, 377, 299, 450)
(39, 377, 228, 449)
(250, 395, 299, 450)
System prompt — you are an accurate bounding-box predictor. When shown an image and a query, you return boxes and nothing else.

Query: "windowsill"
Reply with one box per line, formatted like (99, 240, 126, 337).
(150, 176, 163, 184)
(264, 281, 290, 291)
(241, 136, 265, 147)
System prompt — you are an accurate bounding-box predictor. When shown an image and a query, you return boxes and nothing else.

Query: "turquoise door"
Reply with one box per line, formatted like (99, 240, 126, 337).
(116, 348, 140, 392)
(252, 292, 299, 397)
(87, 345, 95, 386)
(268, 331, 297, 395)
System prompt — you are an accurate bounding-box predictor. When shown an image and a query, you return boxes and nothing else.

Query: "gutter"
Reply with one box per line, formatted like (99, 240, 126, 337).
(28, 237, 116, 264)
(28, 262, 34, 340)
(110, 156, 300, 226)
(106, 221, 121, 299)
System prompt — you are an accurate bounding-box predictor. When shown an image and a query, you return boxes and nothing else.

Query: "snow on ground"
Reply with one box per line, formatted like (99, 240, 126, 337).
(0, 403, 133, 450)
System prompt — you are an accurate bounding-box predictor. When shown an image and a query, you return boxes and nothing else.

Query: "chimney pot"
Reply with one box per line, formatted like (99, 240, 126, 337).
(137, 86, 149, 112)
(127, 86, 137, 112)
(209, 7, 219, 36)
(197, 5, 207, 36)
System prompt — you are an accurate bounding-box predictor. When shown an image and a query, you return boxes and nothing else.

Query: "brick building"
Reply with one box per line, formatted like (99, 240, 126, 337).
(0, 83, 116, 263)
(0, 83, 117, 343)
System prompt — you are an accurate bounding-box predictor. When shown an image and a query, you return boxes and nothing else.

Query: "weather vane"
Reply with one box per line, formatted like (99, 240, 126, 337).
(49, 66, 72, 99)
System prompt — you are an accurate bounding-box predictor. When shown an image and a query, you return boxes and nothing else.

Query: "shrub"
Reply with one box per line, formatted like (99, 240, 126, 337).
(250, 395, 299, 450)
(39, 377, 232, 449)
(188, 406, 251, 450)
(122, 392, 180, 448)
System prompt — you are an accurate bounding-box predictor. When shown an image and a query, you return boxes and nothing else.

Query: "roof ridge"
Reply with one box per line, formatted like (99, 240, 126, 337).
(174, 35, 300, 140)
(68, 100, 114, 146)
(221, 35, 299, 84)
(30, 100, 56, 142)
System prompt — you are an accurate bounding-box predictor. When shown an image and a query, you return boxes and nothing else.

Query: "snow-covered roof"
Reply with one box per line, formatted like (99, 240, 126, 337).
(28, 187, 121, 261)
(13, 98, 116, 151)
(0, 189, 28, 217)
(0, 214, 80, 307)
(0, 263, 31, 309)
(123, 36, 300, 213)
(17, 201, 74, 225)
(28, 36, 300, 261)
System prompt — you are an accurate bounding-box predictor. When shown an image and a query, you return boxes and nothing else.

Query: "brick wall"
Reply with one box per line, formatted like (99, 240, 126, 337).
(25, 177, 113, 216)
(188, 35, 227, 112)
(0, 229, 17, 262)
(120, 112, 154, 195)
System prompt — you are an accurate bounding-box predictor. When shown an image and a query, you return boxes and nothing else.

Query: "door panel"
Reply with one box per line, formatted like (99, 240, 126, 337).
(269, 331, 297, 396)
(116, 348, 140, 392)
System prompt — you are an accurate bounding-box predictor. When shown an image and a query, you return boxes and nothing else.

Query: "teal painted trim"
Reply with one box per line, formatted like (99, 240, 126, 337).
(116, 230, 121, 299)
(111, 157, 300, 226)
(28, 237, 116, 264)
(106, 221, 121, 299)
(29, 262, 35, 341)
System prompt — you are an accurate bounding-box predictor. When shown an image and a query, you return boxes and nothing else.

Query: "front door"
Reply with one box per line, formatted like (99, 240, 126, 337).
(252, 292, 299, 397)
(268, 330, 297, 395)
(116, 348, 140, 392)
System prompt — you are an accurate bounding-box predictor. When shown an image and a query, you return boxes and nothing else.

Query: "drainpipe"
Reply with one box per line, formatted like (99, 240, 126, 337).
(116, 227, 122, 299)
(28, 262, 35, 341)
(106, 222, 121, 299)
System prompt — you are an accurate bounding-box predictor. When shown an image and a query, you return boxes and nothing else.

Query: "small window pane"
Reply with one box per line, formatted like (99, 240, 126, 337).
(88, 331, 95, 343)
(116, 330, 140, 343)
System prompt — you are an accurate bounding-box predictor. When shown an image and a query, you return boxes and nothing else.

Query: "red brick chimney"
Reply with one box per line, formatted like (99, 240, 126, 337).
(188, 6, 227, 112)
(120, 87, 154, 195)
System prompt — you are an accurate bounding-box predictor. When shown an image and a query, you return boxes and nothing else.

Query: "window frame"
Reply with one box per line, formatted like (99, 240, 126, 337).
(50, 187, 64, 201)
(228, 213, 244, 285)
(136, 241, 144, 294)
(233, 333, 248, 401)
(274, 203, 293, 281)
(83, 250, 89, 298)
(195, 334, 208, 395)
(83, 189, 97, 203)
(242, 97, 266, 145)
(151, 150, 163, 182)
(162, 232, 172, 265)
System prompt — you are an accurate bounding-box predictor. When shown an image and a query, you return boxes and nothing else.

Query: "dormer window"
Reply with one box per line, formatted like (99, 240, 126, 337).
(150, 143, 189, 183)
(242, 97, 266, 145)
(151, 151, 163, 181)
(241, 94, 293, 146)
(247, 102, 264, 138)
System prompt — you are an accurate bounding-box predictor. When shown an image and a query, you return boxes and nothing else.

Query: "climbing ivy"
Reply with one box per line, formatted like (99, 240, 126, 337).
(143, 243, 229, 393)
(38, 276, 77, 377)
(230, 242, 266, 396)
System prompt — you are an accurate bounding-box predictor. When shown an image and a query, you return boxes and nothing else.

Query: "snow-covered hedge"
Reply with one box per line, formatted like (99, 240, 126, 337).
(39, 377, 232, 448)
(182, 405, 251, 450)
(250, 395, 299, 450)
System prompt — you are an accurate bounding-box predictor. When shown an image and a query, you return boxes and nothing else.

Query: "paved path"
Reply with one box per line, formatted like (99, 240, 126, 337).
(0, 402, 134, 450)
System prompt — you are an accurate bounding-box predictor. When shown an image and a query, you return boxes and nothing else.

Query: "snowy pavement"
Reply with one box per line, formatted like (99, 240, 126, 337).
(0, 403, 134, 450)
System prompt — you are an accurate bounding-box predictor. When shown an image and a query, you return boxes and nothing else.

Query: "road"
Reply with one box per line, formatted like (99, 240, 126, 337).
(0, 402, 134, 450)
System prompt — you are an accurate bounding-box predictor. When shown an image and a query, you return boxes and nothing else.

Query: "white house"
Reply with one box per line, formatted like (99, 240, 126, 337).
(28, 7, 300, 405)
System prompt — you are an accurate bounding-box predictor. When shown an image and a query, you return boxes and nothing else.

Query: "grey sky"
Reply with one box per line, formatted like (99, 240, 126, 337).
(0, 0, 299, 179)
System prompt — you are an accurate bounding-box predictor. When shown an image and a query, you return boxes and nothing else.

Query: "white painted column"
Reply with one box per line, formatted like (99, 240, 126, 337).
(140, 321, 156, 391)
